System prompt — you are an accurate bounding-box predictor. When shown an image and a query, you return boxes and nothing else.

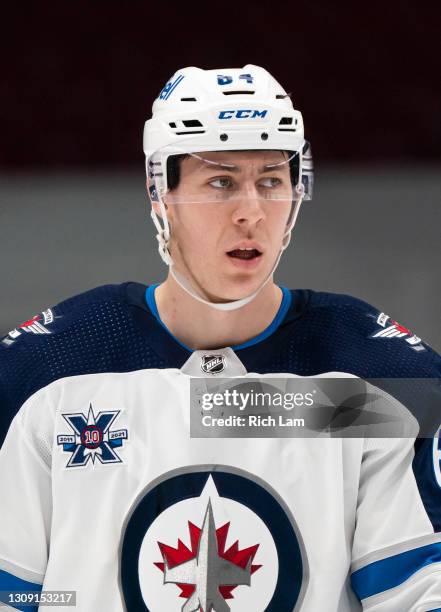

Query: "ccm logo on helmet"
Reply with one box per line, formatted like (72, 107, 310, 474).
(218, 109, 268, 120)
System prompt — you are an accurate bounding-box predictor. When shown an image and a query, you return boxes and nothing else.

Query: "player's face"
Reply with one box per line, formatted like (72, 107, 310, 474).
(162, 150, 294, 302)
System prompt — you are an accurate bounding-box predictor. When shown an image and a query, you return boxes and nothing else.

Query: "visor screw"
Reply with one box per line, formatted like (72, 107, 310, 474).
(261, 132, 269, 141)
(220, 133, 228, 142)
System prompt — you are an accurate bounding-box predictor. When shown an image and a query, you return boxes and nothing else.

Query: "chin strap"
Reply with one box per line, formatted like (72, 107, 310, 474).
(150, 188, 304, 311)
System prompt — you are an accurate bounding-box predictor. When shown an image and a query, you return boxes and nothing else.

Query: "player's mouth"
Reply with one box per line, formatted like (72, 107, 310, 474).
(226, 242, 263, 269)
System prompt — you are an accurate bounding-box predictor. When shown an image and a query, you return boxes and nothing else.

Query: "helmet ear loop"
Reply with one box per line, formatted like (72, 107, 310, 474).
(150, 191, 173, 266)
(282, 184, 304, 251)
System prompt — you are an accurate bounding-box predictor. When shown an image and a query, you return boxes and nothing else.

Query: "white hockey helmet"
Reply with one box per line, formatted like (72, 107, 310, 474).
(143, 65, 313, 310)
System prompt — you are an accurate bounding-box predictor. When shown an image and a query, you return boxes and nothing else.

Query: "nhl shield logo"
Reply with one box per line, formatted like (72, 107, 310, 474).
(120, 465, 307, 611)
(201, 354, 226, 375)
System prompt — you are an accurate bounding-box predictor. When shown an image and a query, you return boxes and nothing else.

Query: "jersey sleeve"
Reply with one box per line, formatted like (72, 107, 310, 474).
(351, 436, 441, 610)
(333, 293, 441, 538)
(0, 388, 53, 609)
(0, 284, 124, 448)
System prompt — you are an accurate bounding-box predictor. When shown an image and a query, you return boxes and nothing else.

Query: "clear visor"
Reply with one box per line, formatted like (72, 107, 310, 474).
(148, 146, 305, 205)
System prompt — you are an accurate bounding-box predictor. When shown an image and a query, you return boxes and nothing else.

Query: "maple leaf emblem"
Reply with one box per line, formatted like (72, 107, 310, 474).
(154, 499, 261, 611)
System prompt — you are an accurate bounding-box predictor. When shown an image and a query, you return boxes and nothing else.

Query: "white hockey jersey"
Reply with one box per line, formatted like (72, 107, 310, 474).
(1, 358, 441, 611)
(1, 283, 441, 611)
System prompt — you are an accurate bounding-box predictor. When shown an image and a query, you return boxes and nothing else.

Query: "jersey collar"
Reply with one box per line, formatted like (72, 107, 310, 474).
(145, 283, 292, 352)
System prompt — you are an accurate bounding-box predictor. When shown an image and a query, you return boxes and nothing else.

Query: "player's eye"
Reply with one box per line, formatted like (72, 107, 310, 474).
(258, 177, 282, 189)
(208, 177, 235, 189)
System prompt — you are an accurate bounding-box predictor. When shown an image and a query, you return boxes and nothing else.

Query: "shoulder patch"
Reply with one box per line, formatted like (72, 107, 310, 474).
(1, 308, 60, 348)
(1, 284, 130, 351)
(57, 403, 128, 468)
(368, 312, 426, 352)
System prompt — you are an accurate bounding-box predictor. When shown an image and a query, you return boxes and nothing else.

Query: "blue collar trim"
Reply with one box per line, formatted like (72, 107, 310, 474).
(232, 287, 292, 349)
(145, 284, 292, 352)
(145, 284, 192, 352)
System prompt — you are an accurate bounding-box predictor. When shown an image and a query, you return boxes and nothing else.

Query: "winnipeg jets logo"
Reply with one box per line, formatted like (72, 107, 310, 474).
(201, 355, 226, 375)
(156, 499, 260, 611)
(121, 467, 306, 611)
(1, 309, 57, 347)
(370, 312, 426, 352)
(57, 404, 128, 468)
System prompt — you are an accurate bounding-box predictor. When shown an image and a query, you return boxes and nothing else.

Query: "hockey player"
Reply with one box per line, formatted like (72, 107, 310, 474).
(0, 65, 440, 611)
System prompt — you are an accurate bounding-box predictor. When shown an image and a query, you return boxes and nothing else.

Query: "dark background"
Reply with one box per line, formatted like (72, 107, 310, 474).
(2, 3, 440, 168)
(1, 3, 440, 349)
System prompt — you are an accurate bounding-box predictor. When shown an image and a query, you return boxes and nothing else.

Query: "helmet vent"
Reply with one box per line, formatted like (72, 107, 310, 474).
(278, 116, 297, 132)
(182, 119, 203, 128)
(276, 93, 291, 99)
(222, 90, 255, 95)
(181, 97, 197, 101)
(169, 118, 206, 135)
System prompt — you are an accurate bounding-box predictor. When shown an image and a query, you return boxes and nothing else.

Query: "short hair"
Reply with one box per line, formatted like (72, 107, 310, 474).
(166, 154, 189, 191)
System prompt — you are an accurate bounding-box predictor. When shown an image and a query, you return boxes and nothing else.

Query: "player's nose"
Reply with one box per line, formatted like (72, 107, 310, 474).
(230, 185, 266, 227)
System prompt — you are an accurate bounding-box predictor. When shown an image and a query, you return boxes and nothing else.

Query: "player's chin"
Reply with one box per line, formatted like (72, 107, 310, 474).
(219, 263, 270, 300)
